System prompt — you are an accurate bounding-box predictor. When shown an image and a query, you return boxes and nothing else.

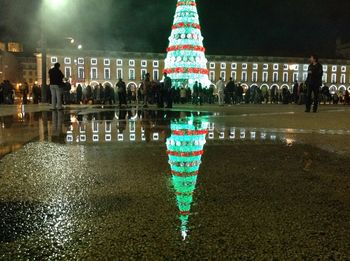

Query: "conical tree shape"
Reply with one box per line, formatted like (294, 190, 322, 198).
(164, 0, 211, 89)
(166, 117, 208, 240)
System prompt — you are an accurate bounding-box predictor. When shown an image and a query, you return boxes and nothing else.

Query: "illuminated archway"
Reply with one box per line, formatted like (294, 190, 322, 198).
(329, 85, 337, 94)
(89, 81, 99, 87)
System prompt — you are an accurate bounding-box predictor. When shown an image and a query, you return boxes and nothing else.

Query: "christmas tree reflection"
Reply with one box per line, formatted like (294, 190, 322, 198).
(166, 116, 208, 240)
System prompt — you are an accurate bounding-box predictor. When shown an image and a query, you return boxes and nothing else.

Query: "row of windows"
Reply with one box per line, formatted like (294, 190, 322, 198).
(210, 71, 349, 84)
(64, 67, 160, 81)
(209, 63, 347, 72)
(51, 57, 160, 68)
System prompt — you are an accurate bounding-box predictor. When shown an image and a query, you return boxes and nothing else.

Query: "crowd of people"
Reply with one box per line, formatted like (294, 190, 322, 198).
(1, 57, 350, 108)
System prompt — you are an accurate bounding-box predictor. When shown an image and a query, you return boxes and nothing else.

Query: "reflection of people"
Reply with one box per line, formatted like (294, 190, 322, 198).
(49, 63, 64, 110)
(305, 54, 323, 113)
(51, 110, 65, 143)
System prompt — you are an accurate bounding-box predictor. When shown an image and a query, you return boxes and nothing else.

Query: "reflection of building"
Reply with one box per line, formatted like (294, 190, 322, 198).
(39, 48, 350, 93)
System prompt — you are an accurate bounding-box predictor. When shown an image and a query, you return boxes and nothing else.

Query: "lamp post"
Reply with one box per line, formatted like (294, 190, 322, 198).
(40, 0, 67, 103)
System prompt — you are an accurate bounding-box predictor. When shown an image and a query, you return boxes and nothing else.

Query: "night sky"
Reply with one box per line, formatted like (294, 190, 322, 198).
(0, 0, 349, 58)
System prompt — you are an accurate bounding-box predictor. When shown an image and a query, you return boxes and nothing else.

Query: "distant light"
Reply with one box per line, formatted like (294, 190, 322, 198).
(70, 39, 75, 44)
(78, 45, 83, 50)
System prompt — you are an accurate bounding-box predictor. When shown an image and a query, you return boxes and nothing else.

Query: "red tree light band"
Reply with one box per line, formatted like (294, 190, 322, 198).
(180, 211, 191, 216)
(172, 170, 199, 177)
(167, 150, 204, 157)
(172, 129, 208, 135)
(172, 22, 201, 30)
(176, 191, 194, 196)
(177, 1, 197, 7)
(163, 67, 209, 75)
(167, 45, 205, 52)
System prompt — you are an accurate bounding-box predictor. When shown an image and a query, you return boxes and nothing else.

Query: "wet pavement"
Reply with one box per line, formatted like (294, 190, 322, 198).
(0, 104, 350, 259)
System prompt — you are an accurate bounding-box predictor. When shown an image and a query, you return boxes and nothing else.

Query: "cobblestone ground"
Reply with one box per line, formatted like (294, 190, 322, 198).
(0, 104, 349, 259)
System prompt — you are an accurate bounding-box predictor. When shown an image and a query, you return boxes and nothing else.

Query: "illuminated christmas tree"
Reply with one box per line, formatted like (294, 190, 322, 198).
(166, 117, 208, 240)
(163, 0, 211, 89)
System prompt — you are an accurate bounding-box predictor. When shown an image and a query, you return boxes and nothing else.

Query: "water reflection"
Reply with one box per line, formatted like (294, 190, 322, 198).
(166, 116, 208, 240)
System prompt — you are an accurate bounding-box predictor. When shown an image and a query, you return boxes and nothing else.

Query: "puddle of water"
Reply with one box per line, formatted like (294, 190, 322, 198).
(1, 109, 350, 259)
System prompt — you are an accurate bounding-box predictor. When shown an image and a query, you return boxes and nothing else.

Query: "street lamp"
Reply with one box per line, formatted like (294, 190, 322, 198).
(40, 0, 68, 103)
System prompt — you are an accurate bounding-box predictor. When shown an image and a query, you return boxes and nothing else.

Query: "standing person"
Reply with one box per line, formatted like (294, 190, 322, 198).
(32, 82, 41, 104)
(180, 85, 187, 104)
(226, 78, 235, 105)
(49, 62, 64, 110)
(292, 80, 299, 104)
(216, 78, 225, 106)
(305, 54, 323, 113)
(163, 72, 173, 108)
(143, 73, 151, 108)
(117, 78, 127, 107)
(63, 79, 71, 105)
(21, 82, 29, 104)
(76, 84, 83, 104)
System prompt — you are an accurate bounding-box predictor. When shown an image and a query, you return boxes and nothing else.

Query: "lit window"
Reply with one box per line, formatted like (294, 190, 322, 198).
(65, 67, 71, 78)
(253, 63, 258, 70)
(210, 62, 215, 69)
(322, 65, 328, 72)
(293, 72, 299, 82)
(220, 71, 226, 81)
(283, 72, 288, 82)
(104, 68, 110, 80)
(129, 60, 135, 67)
(332, 65, 337, 72)
(262, 72, 268, 82)
(303, 64, 309, 71)
(141, 69, 147, 80)
(91, 67, 98, 79)
(231, 71, 236, 81)
(220, 63, 226, 70)
(242, 63, 248, 70)
(153, 69, 159, 80)
(117, 68, 123, 79)
(252, 71, 258, 82)
(209, 71, 215, 81)
(104, 59, 110, 66)
(141, 60, 147, 67)
(241, 71, 247, 82)
(273, 72, 278, 82)
(129, 68, 135, 80)
(263, 64, 269, 70)
(322, 73, 327, 83)
(283, 64, 288, 70)
(340, 74, 346, 84)
(91, 58, 97, 65)
(51, 57, 58, 64)
(153, 60, 159, 68)
(303, 72, 308, 81)
(117, 59, 123, 66)
(341, 66, 346, 73)
(78, 67, 84, 79)
(273, 64, 279, 70)
(64, 57, 71, 64)
(294, 65, 299, 71)
(331, 73, 337, 83)
(231, 63, 237, 70)
(78, 58, 84, 65)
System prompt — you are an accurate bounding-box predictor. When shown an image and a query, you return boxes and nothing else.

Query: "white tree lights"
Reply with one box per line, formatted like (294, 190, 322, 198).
(163, 0, 211, 89)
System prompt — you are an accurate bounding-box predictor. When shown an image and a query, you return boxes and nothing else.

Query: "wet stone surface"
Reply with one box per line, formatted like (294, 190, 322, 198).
(0, 140, 349, 259)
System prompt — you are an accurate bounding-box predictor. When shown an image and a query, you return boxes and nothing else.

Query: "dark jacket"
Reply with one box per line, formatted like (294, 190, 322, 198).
(49, 67, 64, 86)
(306, 63, 323, 87)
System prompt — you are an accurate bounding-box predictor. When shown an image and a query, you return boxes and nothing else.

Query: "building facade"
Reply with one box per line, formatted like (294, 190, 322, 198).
(36, 48, 350, 94)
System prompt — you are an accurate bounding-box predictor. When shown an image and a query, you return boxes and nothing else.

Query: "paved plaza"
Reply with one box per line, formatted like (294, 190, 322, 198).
(0, 104, 349, 259)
